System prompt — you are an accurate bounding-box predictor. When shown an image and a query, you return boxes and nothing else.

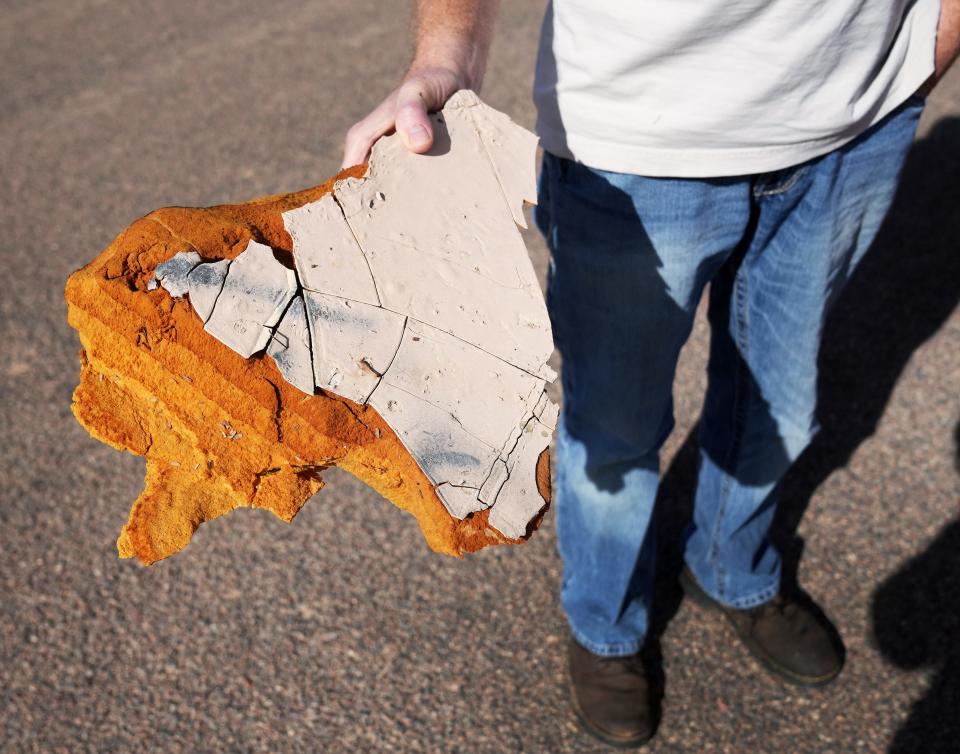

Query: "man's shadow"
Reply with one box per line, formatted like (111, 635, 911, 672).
(870, 426, 960, 754)
(646, 116, 960, 694)
(871, 417, 960, 753)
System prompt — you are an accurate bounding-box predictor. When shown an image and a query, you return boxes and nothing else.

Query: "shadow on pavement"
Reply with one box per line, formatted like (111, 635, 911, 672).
(646, 117, 960, 682)
(871, 419, 960, 754)
(870, 512, 960, 753)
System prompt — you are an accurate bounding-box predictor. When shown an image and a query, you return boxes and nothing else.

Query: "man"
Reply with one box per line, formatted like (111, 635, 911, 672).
(343, 0, 959, 747)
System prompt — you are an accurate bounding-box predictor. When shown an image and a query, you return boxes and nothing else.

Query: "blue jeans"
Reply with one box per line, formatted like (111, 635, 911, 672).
(535, 96, 924, 657)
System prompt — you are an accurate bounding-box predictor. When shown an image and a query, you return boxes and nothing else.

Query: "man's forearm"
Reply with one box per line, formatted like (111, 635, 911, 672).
(411, 0, 502, 89)
(936, 0, 960, 78)
(340, 0, 502, 165)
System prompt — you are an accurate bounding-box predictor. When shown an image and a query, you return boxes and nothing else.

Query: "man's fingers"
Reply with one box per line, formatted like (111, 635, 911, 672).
(340, 71, 457, 168)
(340, 94, 398, 169)
(341, 126, 376, 170)
(394, 81, 435, 153)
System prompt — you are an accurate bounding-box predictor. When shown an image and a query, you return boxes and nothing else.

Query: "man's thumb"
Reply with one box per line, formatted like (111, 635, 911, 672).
(394, 82, 434, 153)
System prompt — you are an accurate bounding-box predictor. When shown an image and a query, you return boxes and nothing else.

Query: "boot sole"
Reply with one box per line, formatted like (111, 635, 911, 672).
(567, 679, 655, 749)
(679, 568, 842, 688)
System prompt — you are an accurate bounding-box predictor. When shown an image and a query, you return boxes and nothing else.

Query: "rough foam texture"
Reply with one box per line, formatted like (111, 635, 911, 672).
(65, 92, 553, 565)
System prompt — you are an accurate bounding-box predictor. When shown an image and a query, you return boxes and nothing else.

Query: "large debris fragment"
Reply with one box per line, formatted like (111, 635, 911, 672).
(65, 90, 556, 565)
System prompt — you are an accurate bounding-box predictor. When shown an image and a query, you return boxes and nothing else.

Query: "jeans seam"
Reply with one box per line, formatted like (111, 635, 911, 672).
(752, 165, 809, 198)
(706, 270, 751, 599)
(722, 581, 781, 610)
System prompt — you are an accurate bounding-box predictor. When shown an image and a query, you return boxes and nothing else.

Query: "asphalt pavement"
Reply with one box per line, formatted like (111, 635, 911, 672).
(1, 2, 958, 752)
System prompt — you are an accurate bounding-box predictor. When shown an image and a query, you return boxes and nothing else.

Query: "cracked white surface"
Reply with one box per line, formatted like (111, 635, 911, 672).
(186, 258, 231, 322)
(378, 320, 544, 451)
(152, 91, 557, 539)
(154, 251, 201, 297)
(333, 91, 554, 381)
(488, 415, 554, 538)
(284, 193, 380, 305)
(203, 240, 298, 358)
(266, 295, 314, 395)
(303, 290, 405, 404)
(370, 379, 502, 494)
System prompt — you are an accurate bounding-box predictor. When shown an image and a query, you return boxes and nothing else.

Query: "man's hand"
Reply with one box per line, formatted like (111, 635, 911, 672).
(341, 66, 466, 169)
(340, 0, 501, 169)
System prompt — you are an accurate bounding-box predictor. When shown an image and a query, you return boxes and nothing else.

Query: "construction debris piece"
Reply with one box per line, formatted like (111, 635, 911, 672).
(66, 90, 556, 565)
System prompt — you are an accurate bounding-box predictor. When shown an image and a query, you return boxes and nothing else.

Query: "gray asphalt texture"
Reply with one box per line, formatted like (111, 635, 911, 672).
(2, 2, 959, 752)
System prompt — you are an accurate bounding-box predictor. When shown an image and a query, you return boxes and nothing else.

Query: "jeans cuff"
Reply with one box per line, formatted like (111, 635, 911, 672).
(716, 580, 780, 610)
(569, 625, 644, 658)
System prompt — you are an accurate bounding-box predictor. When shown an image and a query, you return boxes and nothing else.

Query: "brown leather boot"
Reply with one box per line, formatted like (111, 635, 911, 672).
(680, 566, 844, 686)
(568, 638, 656, 748)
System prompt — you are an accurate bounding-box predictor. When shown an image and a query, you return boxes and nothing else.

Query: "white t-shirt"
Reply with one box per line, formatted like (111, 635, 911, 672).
(533, 0, 940, 176)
